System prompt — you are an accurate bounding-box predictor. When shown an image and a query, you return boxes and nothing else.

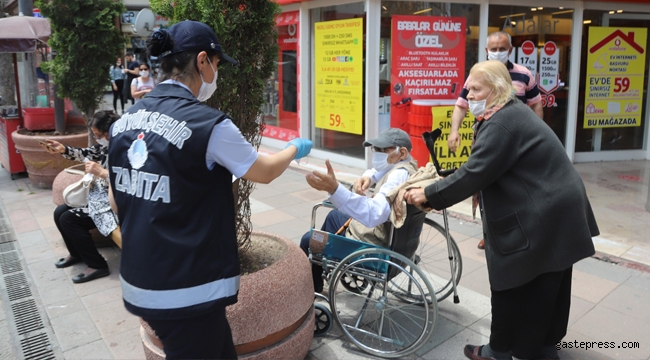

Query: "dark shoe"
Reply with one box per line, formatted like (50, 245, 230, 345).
(464, 345, 496, 360)
(55, 256, 81, 269)
(72, 268, 109, 284)
(477, 239, 485, 250)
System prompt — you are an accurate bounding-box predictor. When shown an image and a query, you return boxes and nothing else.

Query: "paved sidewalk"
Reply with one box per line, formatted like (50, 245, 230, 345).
(0, 143, 649, 359)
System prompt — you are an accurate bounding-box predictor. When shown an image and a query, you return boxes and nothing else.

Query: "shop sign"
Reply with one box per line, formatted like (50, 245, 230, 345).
(432, 105, 472, 169)
(314, 18, 364, 135)
(584, 27, 647, 129)
(539, 41, 559, 93)
(390, 15, 466, 128)
(121, 11, 137, 25)
(518, 40, 537, 79)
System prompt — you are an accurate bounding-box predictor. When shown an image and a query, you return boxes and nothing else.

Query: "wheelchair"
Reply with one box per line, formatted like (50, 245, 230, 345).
(308, 130, 462, 358)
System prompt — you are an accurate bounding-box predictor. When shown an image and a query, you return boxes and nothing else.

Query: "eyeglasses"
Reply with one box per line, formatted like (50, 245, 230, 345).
(371, 146, 397, 153)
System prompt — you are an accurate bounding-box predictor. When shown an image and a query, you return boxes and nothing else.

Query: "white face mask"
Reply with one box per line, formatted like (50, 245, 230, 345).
(372, 147, 399, 172)
(139, 70, 149, 77)
(487, 50, 509, 64)
(197, 57, 218, 102)
(96, 137, 109, 148)
(468, 90, 493, 117)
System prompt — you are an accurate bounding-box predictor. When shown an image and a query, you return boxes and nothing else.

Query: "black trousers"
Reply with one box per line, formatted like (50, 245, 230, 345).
(112, 79, 124, 112)
(53, 204, 108, 269)
(490, 267, 572, 359)
(144, 307, 237, 360)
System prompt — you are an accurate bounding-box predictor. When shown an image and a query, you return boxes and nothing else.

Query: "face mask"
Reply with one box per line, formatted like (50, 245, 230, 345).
(468, 90, 493, 117)
(487, 50, 509, 64)
(96, 138, 109, 147)
(139, 70, 149, 77)
(372, 147, 399, 172)
(197, 57, 218, 102)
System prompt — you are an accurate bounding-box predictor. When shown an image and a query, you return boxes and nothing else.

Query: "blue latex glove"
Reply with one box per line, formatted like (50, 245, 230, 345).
(286, 138, 313, 159)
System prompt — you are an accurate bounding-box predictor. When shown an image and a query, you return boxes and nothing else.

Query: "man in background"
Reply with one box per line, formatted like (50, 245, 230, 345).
(449, 31, 543, 250)
(121, 52, 140, 106)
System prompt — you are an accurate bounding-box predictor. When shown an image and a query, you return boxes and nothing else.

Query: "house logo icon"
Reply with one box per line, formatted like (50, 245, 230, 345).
(590, 30, 645, 54)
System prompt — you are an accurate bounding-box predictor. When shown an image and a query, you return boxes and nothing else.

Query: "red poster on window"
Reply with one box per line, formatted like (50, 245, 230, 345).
(390, 16, 466, 129)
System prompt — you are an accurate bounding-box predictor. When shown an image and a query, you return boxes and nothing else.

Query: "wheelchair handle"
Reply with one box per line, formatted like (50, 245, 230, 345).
(422, 129, 457, 177)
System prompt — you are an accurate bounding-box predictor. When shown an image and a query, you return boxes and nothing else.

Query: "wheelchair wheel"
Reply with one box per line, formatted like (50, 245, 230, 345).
(340, 272, 369, 293)
(329, 248, 437, 358)
(314, 303, 333, 336)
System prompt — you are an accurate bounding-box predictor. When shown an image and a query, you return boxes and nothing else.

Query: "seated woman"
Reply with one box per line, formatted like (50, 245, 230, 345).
(41, 111, 121, 284)
(300, 128, 417, 292)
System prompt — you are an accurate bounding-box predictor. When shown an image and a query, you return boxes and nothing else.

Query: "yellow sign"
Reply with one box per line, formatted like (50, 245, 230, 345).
(432, 106, 473, 169)
(314, 18, 363, 135)
(584, 27, 647, 129)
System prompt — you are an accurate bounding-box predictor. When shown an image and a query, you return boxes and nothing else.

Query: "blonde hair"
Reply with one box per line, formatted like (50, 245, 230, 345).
(469, 60, 516, 108)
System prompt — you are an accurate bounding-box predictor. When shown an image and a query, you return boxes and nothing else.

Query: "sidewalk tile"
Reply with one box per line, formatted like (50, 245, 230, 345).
(621, 246, 650, 267)
(420, 328, 488, 360)
(16, 229, 48, 249)
(251, 209, 296, 228)
(456, 264, 491, 298)
(468, 314, 491, 337)
(560, 329, 634, 359)
(10, 217, 41, 234)
(81, 286, 124, 310)
(600, 283, 650, 323)
(415, 316, 465, 356)
(87, 299, 139, 339)
(257, 193, 306, 209)
(570, 306, 650, 359)
(104, 326, 146, 360)
(50, 309, 103, 351)
(436, 286, 491, 328)
(21, 242, 57, 264)
(45, 297, 86, 320)
(62, 339, 114, 360)
(571, 269, 620, 303)
(568, 295, 596, 327)
(574, 257, 635, 284)
(257, 217, 311, 244)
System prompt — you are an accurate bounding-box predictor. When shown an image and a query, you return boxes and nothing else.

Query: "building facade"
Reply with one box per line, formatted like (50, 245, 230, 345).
(263, 0, 650, 169)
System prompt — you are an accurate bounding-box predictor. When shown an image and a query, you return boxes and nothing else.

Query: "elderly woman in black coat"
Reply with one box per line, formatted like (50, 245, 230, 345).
(406, 60, 599, 360)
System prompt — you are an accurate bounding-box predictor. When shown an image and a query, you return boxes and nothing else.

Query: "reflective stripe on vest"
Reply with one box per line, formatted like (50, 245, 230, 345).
(120, 274, 240, 309)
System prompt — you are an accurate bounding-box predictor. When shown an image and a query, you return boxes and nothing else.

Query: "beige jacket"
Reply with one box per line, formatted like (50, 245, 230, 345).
(386, 163, 441, 228)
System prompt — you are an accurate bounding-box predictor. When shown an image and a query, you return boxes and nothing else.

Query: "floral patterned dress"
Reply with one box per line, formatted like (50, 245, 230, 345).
(62, 144, 118, 236)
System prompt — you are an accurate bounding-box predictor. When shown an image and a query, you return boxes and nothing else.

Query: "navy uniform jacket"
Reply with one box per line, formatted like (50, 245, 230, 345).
(109, 83, 240, 319)
(425, 100, 598, 291)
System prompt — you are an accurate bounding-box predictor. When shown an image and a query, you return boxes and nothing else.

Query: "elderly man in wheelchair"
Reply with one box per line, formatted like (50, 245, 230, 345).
(300, 128, 462, 357)
(300, 128, 417, 291)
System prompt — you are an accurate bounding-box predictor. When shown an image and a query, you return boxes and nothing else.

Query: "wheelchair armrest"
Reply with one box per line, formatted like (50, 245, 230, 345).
(310, 200, 338, 229)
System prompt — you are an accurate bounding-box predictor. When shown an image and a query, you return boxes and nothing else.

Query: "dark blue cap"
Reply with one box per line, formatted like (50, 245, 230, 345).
(162, 20, 237, 65)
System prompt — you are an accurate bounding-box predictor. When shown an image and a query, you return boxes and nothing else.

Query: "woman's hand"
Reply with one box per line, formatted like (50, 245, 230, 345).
(85, 161, 107, 179)
(40, 139, 64, 154)
(404, 188, 427, 206)
(112, 83, 117, 91)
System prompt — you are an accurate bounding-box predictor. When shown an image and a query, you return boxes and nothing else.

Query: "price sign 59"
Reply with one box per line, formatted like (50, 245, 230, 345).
(613, 77, 630, 93)
(329, 114, 343, 128)
(541, 94, 557, 108)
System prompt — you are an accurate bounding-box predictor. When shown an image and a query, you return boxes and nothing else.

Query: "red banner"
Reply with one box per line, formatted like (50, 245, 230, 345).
(390, 16, 466, 129)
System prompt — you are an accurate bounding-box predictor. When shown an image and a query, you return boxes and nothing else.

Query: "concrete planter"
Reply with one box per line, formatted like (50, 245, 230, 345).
(11, 125, 88, 189)
(140, 231, 315, 360)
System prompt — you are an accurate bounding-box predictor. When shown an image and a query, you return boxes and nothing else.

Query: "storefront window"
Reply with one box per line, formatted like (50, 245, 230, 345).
(488, 5, 574, 146)
(262, 11, 300, 141)
(575, 10, 650, 153)
(311, 3, 366, 159)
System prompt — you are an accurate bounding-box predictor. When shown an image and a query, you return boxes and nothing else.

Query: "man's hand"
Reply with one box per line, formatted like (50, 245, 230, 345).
(306, 160, 338, 194)
(404, 188, 427, 206)
(353, 176, 371, 195)
(448, 131, 460, 152)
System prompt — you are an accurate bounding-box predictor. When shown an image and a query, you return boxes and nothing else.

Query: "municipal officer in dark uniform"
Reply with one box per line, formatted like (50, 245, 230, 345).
(108, 20, 312, 359)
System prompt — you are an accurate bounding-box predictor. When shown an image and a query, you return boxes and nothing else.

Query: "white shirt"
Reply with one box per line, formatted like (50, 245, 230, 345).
(328, 162, 411, 228)
(160, 80, 259, 178)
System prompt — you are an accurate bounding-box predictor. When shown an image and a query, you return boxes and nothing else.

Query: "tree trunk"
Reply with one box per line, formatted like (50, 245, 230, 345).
(0, 53, 16, 106)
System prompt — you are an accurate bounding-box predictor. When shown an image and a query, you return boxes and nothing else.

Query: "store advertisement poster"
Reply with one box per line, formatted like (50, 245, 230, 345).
(314, 18, 363, 135)
(390, 16, 466, 129)
(584, 27, 647, 129)
(431, 106, 472, 169)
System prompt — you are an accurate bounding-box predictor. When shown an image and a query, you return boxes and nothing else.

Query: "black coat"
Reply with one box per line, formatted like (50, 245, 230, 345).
(425, 100, 598, 291)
